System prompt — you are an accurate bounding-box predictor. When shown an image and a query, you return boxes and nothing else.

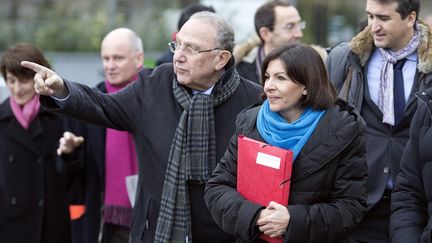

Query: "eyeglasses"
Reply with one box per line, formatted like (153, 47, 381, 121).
(283, 21, 306, 32)
(168, 42, 221, 56)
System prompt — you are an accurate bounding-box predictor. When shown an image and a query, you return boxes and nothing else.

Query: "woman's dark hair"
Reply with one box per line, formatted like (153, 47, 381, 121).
(261, 43, 337, 110)
(0, 43, 50, 80)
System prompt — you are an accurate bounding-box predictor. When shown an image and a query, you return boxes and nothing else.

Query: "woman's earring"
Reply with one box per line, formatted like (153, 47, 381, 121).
(303, 90, 307, 95)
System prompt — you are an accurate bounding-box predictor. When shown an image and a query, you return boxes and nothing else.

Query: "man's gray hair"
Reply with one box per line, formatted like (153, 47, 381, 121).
(189, 11, 235, 53)
(128, 30, 144, 53)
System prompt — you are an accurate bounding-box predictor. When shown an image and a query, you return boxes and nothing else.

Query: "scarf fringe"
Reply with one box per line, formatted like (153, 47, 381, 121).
(104, 205, 132, 227)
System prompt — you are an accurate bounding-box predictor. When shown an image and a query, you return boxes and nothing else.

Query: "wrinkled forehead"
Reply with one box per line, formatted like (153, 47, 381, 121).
(176, 19, 218, 47)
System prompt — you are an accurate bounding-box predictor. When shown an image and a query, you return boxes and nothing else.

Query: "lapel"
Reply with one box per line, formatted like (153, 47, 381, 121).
(28, 115, 44, 140)
(362, 72, 383, 117)
(0, 101, 47, 155)
(362, 62, 425, 126)
(7, 116, 41, 155)
(406, 70, 421, 106)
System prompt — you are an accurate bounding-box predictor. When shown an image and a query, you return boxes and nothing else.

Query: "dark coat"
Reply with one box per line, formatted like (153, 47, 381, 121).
(58, 82, 106, 243)
(326, 22, 432, 208)
(0, 99, 71, 243)
(236, 60, 260, 85)
(155, 49, 174, 66)
(204, 100, 368, 243)
(41, 61, 263, 243)
(390, 90, 432, 243)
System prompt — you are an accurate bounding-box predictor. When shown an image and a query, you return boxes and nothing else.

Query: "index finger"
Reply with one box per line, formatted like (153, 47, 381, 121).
(21, 61, 48, 74)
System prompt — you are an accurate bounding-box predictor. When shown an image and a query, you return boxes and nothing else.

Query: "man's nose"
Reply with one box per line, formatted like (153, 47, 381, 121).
(370, 19, 381, 33)
(106, 59, 116, 68)
(293, 28, 303, 39)
(173, 50, 186, 63)
(12, 81, 21, 92)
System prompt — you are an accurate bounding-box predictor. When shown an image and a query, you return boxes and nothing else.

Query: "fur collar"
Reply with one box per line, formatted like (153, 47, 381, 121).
(350, 20, 432, 73)
(233, 35, 261, 64)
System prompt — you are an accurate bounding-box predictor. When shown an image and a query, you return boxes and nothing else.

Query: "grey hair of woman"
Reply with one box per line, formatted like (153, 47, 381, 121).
(189, 11, 235, 53)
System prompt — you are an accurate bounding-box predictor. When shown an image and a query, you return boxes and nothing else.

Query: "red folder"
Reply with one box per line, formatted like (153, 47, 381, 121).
(237, 135, 293, 243)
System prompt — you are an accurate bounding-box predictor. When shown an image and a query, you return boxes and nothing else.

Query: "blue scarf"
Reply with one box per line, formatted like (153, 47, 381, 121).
(257, 100, 325, 160)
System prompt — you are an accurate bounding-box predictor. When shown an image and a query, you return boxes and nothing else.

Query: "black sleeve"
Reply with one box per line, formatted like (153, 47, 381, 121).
(390, 101, 430, 243)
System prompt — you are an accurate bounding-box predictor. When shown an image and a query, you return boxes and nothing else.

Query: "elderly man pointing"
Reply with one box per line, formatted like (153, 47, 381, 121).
(23, 11, 262, 243)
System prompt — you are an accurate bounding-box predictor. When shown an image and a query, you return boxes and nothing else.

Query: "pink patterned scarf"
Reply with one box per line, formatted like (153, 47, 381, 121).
(9, 94, 40, 129)
(103, 77, 139, 227)
(378, 23, 419, 125)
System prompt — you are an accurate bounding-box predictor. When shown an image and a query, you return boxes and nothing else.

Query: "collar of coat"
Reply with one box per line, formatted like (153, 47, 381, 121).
(233, 34, 261, 64)
(350, 20, 432, 74)
(0, 98, 53, 122)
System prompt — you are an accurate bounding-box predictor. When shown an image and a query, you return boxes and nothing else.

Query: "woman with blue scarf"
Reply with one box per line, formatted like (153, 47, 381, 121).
(205, 44, 368, 243)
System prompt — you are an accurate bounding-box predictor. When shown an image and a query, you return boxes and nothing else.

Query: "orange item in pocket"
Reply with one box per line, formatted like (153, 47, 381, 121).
(69, 205, 86, 220)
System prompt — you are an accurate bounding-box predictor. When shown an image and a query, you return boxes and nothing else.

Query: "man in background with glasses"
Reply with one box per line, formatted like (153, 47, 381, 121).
(235, 0, 304, 84)
(22, 11, 262, 243)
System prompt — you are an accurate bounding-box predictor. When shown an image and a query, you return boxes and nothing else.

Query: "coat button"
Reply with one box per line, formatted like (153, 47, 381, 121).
(383, 167, 390, 174)
(37, 157, 43, 164)
(10, 196, 17, 206)
(8, 155, 14, 163)
(38, 199, 44, 207)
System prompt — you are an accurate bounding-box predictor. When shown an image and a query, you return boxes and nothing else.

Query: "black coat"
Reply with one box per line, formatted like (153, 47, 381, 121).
(236, 60, 260, 85)
(390, 90, 432, 243)
(0, 99, 71, 243)
(41, 62, 263, 243)
(205, 100, 368, 243)
(58, 82, 107, 243)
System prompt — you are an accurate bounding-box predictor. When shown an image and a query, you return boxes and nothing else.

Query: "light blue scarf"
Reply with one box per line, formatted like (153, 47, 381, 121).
(257, 100, 325, 160)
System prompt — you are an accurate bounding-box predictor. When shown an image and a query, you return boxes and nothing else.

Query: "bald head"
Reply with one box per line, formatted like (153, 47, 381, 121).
(102, 27, 143, 53)
(101, 28, 144, 85)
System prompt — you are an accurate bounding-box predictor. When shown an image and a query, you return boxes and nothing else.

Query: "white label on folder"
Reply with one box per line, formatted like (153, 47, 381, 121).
(256, 152, 281, 169)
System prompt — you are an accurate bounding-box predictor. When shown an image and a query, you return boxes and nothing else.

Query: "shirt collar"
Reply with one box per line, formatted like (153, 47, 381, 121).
(192, 85, 214, 95)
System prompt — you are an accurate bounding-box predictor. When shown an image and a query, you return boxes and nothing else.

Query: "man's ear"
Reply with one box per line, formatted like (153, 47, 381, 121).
(135, 52, 144, 68)
(259, 27, 272, 43)
(215, 51, 232, 71)
(406, 11, 417, 27)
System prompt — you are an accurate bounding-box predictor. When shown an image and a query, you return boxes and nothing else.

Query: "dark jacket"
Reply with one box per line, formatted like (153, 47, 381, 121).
(236, 60, 259, 84)
(0, 99, 71, 243)
(326, 22, 432, 208)
(390, 90, 432, 243)
(233, 36, 261, 84)
(59, 82, 106, 243)
(204, 100, 368, 243)
(41, 61, 263, 243)
(155, 49, 174, 66)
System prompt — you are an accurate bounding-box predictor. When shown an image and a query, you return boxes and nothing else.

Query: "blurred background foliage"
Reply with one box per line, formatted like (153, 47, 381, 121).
(0, 0, 431, 101)
(1, 0, 431, 52)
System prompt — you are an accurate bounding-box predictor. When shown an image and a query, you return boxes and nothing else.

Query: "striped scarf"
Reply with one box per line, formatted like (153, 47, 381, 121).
(154, 70, 240, 243)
